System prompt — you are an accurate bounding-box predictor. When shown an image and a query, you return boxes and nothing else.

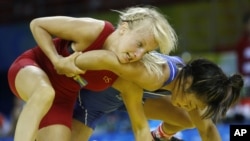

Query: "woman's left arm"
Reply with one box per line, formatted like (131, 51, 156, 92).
(112, 78, 153, 141)
(188, 109, 222, 141)
(74, 50, 166, 91)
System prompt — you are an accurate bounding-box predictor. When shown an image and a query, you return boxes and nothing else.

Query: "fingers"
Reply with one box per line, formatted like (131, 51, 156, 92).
(54, 52, 86, 77)
(75, 67, 86, 74)
(57, 68, 76, 77)
(71, 52, 82, 62)
(71, 52, 86, 74)
(65, 74, 75, 77)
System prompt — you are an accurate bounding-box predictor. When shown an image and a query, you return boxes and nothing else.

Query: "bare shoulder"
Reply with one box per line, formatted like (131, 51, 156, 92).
(79, 17, 104, 23)
(73, 17, 105, 41)
(31, 16, 106, 46)
(69, 17, 107, 50)
(77, 17, 105, 32)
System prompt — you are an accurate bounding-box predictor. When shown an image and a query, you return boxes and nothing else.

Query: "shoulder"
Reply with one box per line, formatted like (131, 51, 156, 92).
(77, 17, 106, 35)
(77, 18, 114, 32)
(76, 18, 114, 47)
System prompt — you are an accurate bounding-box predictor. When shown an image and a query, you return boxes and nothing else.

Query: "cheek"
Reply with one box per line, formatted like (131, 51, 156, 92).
(148, 40, 158, 51)
(171, 95, 188, 108)
(119, 38, 133, 51)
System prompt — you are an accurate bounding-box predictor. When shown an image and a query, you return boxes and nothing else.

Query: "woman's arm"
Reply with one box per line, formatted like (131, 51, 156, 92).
(75, 50, 166, 91)
(188, 109, 222, 141)
(29, 16, 104, 75)
(112, 78, 153, 141)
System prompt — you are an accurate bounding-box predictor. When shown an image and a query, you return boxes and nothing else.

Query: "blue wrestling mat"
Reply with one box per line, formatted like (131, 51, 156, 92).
(89, 121, 231, 141)
(0, 122, 246, 141)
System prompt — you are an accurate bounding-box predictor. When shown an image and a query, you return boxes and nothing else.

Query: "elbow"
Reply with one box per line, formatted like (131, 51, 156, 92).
(143, 82, 162, 91)
(30, 19, 37, 32)
(30, 18, 42, 33)
(198, 120, 218, 136)
(30, 19, 38, 35)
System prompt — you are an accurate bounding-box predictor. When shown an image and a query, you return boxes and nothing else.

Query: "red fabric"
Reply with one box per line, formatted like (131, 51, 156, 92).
(8, 21, 118, 129)
(236, 33, 250, 75)
(0, 114, 4, 127)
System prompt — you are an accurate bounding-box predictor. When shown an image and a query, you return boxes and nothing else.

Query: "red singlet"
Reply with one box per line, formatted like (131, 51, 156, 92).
(8, 21, 118, 129)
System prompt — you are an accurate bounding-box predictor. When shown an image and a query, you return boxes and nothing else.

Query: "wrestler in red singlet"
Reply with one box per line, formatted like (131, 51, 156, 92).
(8, 21, 118, 129)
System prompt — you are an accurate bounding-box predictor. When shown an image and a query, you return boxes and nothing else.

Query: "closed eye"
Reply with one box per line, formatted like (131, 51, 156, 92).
(137, 41, 143, 48)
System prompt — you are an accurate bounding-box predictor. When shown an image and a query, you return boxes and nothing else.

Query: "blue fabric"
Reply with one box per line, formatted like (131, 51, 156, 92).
(73, 88, 124, 129)
(73, 54, 185, 129)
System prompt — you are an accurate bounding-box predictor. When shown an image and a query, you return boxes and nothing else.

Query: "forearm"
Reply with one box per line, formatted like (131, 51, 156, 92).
(75, 50, 164, 91)
(199, 124, 221, 141)
(127, 103, 153, 141)
(188, 110, 222, 141)
(75, 50, 118, 71)
(30, 19, 60, 64)
(128, 100, 152, 141)
(113, 79, 154, 141)
(133, 123, 153, 141)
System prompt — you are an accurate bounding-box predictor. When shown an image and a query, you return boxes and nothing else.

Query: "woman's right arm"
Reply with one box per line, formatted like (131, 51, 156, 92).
(188, 110, 222, 141)
(29, 16, 104, 75)
(112, 78, 154, 141)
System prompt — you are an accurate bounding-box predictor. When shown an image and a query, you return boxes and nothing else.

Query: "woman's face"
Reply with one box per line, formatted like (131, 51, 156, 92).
(171, 76, 207, 111)
(173, 92, 207, 111)
(112, 24, 158, 63)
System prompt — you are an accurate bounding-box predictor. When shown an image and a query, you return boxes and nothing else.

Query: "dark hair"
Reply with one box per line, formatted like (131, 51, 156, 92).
(179, 58, 244, 122)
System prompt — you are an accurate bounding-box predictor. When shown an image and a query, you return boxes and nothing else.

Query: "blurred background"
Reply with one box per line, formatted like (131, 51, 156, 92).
(1, 0, 250, 141)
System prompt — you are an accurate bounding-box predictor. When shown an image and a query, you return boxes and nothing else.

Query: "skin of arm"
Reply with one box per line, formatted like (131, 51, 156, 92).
(188, 109, 222, 141)
(30, 16, 166, 90)
(112, 78, 153, 141)
(29, 16, 104, 76)
(75, 50, 165, 91)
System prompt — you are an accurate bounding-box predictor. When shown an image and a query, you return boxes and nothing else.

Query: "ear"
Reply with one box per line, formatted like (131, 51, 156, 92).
(119, 22, 129, 34)
(184, 76, 193, 92)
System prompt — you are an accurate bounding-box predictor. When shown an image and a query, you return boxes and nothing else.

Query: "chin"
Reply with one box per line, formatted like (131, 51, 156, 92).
(117, 58, 126, 63)
(118, 57, 129, 64)
(121, 60, 130, 64)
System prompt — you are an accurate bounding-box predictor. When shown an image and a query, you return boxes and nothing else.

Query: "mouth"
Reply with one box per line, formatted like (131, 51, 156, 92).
(126, 53, 132, 62)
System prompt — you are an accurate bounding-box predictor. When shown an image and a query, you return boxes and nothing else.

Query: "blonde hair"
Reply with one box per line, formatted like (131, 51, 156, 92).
(113, 6, 177, 54)
(140, 51, 166, 79)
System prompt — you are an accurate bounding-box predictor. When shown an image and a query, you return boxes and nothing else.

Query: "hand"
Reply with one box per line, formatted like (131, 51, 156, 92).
(53, 52, 86, 77)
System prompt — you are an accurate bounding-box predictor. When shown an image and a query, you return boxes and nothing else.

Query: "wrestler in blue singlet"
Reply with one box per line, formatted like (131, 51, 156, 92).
(73, 54, 185, 129)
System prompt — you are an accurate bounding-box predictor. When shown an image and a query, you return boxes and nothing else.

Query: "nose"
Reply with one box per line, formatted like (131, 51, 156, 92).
(133, 48, 146, 61)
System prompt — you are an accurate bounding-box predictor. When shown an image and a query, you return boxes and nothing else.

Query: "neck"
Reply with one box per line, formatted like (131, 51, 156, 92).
(103, 30, 119, 50)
